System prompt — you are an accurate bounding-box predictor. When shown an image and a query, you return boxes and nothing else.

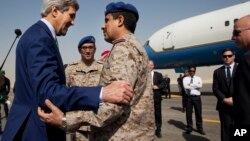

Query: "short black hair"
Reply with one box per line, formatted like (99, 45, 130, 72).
(188, 65, 196, 70)
(221, 48, 235, 55)
(111, 12, 137, 33)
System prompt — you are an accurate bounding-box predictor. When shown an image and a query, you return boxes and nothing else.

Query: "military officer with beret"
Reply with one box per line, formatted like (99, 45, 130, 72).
(65, 35, 103, 141)
(39, 1, 155, 140)
(66, 36, 103, 87)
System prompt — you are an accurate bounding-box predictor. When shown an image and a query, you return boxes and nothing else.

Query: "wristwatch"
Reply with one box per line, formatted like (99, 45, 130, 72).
(60, 115, 67, 131)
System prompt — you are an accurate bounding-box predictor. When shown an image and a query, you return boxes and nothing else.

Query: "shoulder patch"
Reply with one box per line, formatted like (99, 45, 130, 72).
(112, 39, 126, 45)
(68, 62, 78, 66)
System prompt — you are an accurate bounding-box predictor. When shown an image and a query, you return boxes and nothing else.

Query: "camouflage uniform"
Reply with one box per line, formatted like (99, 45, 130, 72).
(65, 60, 103, 87)
(65, 60, 103, 141)
(66, 33, 155, 141)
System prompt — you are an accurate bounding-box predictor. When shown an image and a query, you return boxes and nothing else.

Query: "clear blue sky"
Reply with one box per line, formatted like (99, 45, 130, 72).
(0, 0, 246, 85)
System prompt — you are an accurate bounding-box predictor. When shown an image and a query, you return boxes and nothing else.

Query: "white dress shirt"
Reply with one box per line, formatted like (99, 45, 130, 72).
(183, 75, 202, 96)
(224, 62, 235, 78)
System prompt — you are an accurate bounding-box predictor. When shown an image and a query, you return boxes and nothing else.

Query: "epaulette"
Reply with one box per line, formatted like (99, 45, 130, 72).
(112, 38, 126, 45)
(96, 60, 104, 64)
(68, 62, 78, 66)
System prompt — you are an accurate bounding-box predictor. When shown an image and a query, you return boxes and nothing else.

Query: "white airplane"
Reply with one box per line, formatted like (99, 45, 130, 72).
(144, 1, 250, 72)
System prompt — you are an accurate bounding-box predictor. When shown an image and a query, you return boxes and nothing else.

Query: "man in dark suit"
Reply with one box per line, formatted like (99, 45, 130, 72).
(2, 1, 132, 141)
(163, 74, 171, 99)
(232, 15, 250, 126)
(213, 48, 237, 141)
(148, 60, 165, 138)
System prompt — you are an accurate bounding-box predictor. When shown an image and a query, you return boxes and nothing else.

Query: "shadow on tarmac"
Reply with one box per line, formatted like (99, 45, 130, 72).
(168, 119, 210, 141)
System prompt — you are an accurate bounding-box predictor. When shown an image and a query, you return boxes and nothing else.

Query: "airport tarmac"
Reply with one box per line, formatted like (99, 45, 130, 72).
(0, 90, 220, 141)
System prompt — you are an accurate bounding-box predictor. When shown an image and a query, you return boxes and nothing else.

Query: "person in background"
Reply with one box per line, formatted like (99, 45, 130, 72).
(183, 65, 205, 135)
(213, 48, 237, 141)
(65, 35, 103, 140)
(100, 50, 110, 62)
(38, 1, 155, 140)
(149, 60, 165, 138)
(2, 1, 133, 141)
(232, 15, 250, 126)
(163, 74, 171, 99)
(0, 70, 10, 133)
(179, 70, 189, 113)
(177, 74, 183, 95)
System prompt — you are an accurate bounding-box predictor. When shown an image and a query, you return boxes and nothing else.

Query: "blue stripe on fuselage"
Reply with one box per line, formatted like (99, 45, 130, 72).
(145, 40, 244, 69)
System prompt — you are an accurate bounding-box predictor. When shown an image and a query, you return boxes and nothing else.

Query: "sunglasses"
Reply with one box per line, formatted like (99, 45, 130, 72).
(222, 55, 233, 58)
(188, 70, 195, 73)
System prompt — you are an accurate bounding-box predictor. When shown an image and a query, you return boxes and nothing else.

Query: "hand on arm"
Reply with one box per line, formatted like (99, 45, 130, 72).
(37, 99, 64, 128)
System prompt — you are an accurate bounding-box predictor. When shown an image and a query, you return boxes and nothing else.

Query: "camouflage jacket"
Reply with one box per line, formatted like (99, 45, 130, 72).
(65, 60, 103, 134)
(66, 33, 155, 141)
(65, 60, 103, 87)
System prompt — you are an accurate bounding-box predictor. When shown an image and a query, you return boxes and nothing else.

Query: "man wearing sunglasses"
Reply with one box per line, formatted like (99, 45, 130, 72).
(213, 48, 237, 141)
(232, 15, 250, 127)
(183, 65, 205, 135)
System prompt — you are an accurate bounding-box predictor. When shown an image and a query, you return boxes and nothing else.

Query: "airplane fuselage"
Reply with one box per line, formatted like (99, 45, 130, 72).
(145, 2, 250, 72)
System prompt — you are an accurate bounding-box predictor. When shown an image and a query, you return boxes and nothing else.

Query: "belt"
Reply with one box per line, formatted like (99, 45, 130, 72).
(188, 95, 200, 97)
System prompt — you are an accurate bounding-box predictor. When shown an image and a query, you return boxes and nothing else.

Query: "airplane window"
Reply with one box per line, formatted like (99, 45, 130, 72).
(225, 21, 230, 26)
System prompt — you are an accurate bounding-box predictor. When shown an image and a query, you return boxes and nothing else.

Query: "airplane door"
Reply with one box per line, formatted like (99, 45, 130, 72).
(163, 27, 174, 51)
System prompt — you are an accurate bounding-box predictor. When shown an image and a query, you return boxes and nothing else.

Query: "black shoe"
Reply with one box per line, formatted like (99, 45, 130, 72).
(198, 130, 206, 135)
(155, 132, 162, 138)
(182, 108, 185, 113)
(185, 129, 192, 134)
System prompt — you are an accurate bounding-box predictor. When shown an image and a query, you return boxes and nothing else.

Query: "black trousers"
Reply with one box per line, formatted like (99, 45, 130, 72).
(219, 109, 234, 141)
(154, 101, 162, 133)
(186, 96, 203, 131)
(181, 90, 187, 109)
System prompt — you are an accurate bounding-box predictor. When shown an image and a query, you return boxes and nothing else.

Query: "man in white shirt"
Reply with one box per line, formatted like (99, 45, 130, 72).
(183, 65, 205, 135)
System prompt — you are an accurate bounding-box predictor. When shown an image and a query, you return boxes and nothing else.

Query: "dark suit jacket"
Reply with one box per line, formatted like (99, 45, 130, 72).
(2, 21, 101, 141)
(153, 71, 165, 103)
(213, 64, 237, 111)
(234, 51, 250, 125)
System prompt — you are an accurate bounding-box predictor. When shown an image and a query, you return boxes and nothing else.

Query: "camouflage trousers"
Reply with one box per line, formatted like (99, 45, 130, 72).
(69, 127, 90, 141)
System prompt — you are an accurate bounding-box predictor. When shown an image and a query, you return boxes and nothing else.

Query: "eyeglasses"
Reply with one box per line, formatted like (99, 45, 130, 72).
(222, 54, 233, 58)
(233, 27, 250, 37)
(80, 46, 95, 50)
(188, 70, 195, 73)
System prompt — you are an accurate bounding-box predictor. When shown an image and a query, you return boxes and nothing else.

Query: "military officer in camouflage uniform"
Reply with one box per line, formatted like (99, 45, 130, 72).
(38, 2, 155, 141)
(65, 36, 103, 141)
(66, 36, 103, 87)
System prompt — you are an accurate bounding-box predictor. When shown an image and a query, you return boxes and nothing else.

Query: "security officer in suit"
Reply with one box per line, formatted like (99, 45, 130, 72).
(213, 48, 237, 141)
(149, 60, 165, 138)
(183, 65, 205, 135)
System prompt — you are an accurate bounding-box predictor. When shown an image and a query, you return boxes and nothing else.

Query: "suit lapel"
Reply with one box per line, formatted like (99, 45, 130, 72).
(232, 63, 238, 78)
(36, 21, 66, 83)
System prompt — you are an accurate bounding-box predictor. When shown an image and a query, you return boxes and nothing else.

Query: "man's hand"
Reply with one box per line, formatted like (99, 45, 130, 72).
(37, 99, 64, 127)
(223, 97, 233, 106)
(153, 85, 159, 90)
(103, 80, 133, 104)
